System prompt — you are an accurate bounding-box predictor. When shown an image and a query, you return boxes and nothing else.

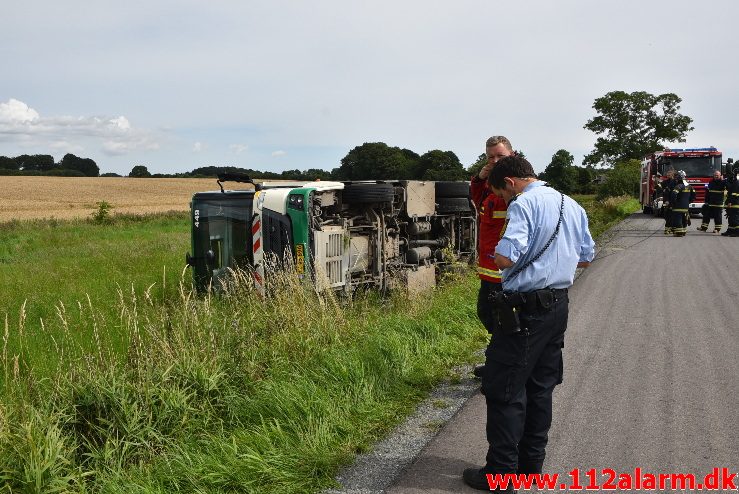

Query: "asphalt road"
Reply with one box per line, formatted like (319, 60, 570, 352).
(385, 213, 739, 493)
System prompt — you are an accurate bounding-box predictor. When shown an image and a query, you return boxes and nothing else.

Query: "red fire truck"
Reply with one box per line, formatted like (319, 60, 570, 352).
(639, 147, 723, 215)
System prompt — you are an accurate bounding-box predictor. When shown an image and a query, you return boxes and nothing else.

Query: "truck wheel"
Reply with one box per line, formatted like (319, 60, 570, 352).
(342, 183, 395, 204)
(435, 181, 470, 198)
(437, 197, 472, 214)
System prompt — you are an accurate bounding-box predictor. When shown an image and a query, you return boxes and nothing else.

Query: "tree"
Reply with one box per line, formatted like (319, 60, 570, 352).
(418, 150, 466, 181)
(129, 165, 152, 178)
(15, 154, 56, 172)
(336, 142, 419, 180)
(301, 168, 333, 181)
(466, 153, 487, 178)
(583, 91, 694, 166)
(596, 159, 641, 199)
(60, 153, 99, 177)
(575, 165, 596, 194)
(0, 156, 20, 170)
(540, 150, 578, 194)
(280, 169, 303, 180)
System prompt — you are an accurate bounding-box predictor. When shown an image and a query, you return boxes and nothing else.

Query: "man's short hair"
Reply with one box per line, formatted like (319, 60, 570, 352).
(485, 136, 513, 151)
(487, 155, 537, 189)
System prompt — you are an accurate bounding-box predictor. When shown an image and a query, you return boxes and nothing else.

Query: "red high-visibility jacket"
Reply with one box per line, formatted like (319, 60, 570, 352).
(470, 175, 507, 282)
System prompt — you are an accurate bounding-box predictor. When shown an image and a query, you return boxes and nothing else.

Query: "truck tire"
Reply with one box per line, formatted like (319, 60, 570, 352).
(437, 197, 472, 214)
(435, 181, 470, 198)
(342, 183, 395, 204)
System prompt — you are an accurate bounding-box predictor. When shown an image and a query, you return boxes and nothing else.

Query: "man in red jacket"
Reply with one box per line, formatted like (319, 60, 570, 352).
(471, 136, 514, 376)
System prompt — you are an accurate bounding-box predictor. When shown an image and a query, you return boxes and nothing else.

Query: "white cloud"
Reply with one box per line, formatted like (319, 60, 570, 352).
(0, 98, 159, 157)
(193, 141, 204, 152)
(50, 140, 85, 154)
(100, 136, 159, 156)
(271, 150, 286, 157)
(230, 143, 248, 154)
(102, 141, 130, 155)
(0, 99, 39, 123)
(109, 116, 130, 130)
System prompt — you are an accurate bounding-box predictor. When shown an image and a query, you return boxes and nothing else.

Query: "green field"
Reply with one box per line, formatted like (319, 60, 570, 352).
(1, 213, 191, 378)
(0, 195, 639, 493)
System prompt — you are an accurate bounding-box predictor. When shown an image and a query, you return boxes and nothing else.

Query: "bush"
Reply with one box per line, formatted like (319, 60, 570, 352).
(574, 194, 641, 238)
(129, 165, 152, 178)
(596, 159, 641, 199)
(90, 201, 114, 223)
(0, 169, 43, 176)
(46, 169, 86, 177)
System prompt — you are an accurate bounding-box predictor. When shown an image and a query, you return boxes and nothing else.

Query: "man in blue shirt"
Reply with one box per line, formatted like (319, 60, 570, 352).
(463, 155, 595, 492)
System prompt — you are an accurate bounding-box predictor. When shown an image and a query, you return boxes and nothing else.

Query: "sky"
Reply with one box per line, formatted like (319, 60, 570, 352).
(1, 0, 738, 176)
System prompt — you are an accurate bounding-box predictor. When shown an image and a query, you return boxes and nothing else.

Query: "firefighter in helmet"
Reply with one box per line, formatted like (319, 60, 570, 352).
(698, 170, 727, 234)
(659, 168, 677, 234)
(722, 162, 739, 237)
(668, 170, 695, 237)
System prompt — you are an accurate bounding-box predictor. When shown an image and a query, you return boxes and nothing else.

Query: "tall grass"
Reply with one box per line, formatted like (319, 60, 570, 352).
(572, 194, 641, 238)
(1, 250, 484, 493)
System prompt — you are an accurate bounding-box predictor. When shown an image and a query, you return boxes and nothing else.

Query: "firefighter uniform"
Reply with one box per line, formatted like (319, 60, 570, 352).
(668, 180, 695, 237)
(471, 175, 506, 331)
(655, 178, 669, 205)
(698, 178, 727, 233)
(660, 177, 677, 234)
(723, 178, 739, 237)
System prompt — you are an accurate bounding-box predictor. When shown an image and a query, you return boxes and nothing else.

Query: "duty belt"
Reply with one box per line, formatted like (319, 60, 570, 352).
(490, 287, 568, 313)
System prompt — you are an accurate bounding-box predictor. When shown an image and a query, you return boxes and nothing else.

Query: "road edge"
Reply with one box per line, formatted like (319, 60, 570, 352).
(323, 214, 634, 494)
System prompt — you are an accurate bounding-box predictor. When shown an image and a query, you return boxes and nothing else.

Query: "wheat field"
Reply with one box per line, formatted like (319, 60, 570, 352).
(0, 176, 249, 222)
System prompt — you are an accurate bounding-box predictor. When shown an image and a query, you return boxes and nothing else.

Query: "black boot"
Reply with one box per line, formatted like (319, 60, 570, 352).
(517, 459, 544, 475)
(462, 467, 516, 492)
(473, 364, 486, 379)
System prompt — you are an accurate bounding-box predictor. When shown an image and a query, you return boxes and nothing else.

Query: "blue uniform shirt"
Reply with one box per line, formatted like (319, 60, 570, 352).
(494, 181, 595, 292)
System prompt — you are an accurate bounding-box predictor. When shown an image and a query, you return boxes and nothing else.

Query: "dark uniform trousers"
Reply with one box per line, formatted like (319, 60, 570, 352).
(701, 206, 723, 230)
(728, 207, 739, 235)
(727, 186, 739, 236)
(667, 209, 688, 234)
(668, 185, 695, 236)
(701, 181, 726, 232)
(482, 290, 568, 475)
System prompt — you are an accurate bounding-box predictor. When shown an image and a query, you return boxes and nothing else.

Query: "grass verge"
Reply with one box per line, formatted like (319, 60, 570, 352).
(572, 194, 641, 239)
(1, 257, 485, 493)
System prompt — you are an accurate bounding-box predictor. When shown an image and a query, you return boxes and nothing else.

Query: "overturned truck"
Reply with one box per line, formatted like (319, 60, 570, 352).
(186, 174, 476, 295)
